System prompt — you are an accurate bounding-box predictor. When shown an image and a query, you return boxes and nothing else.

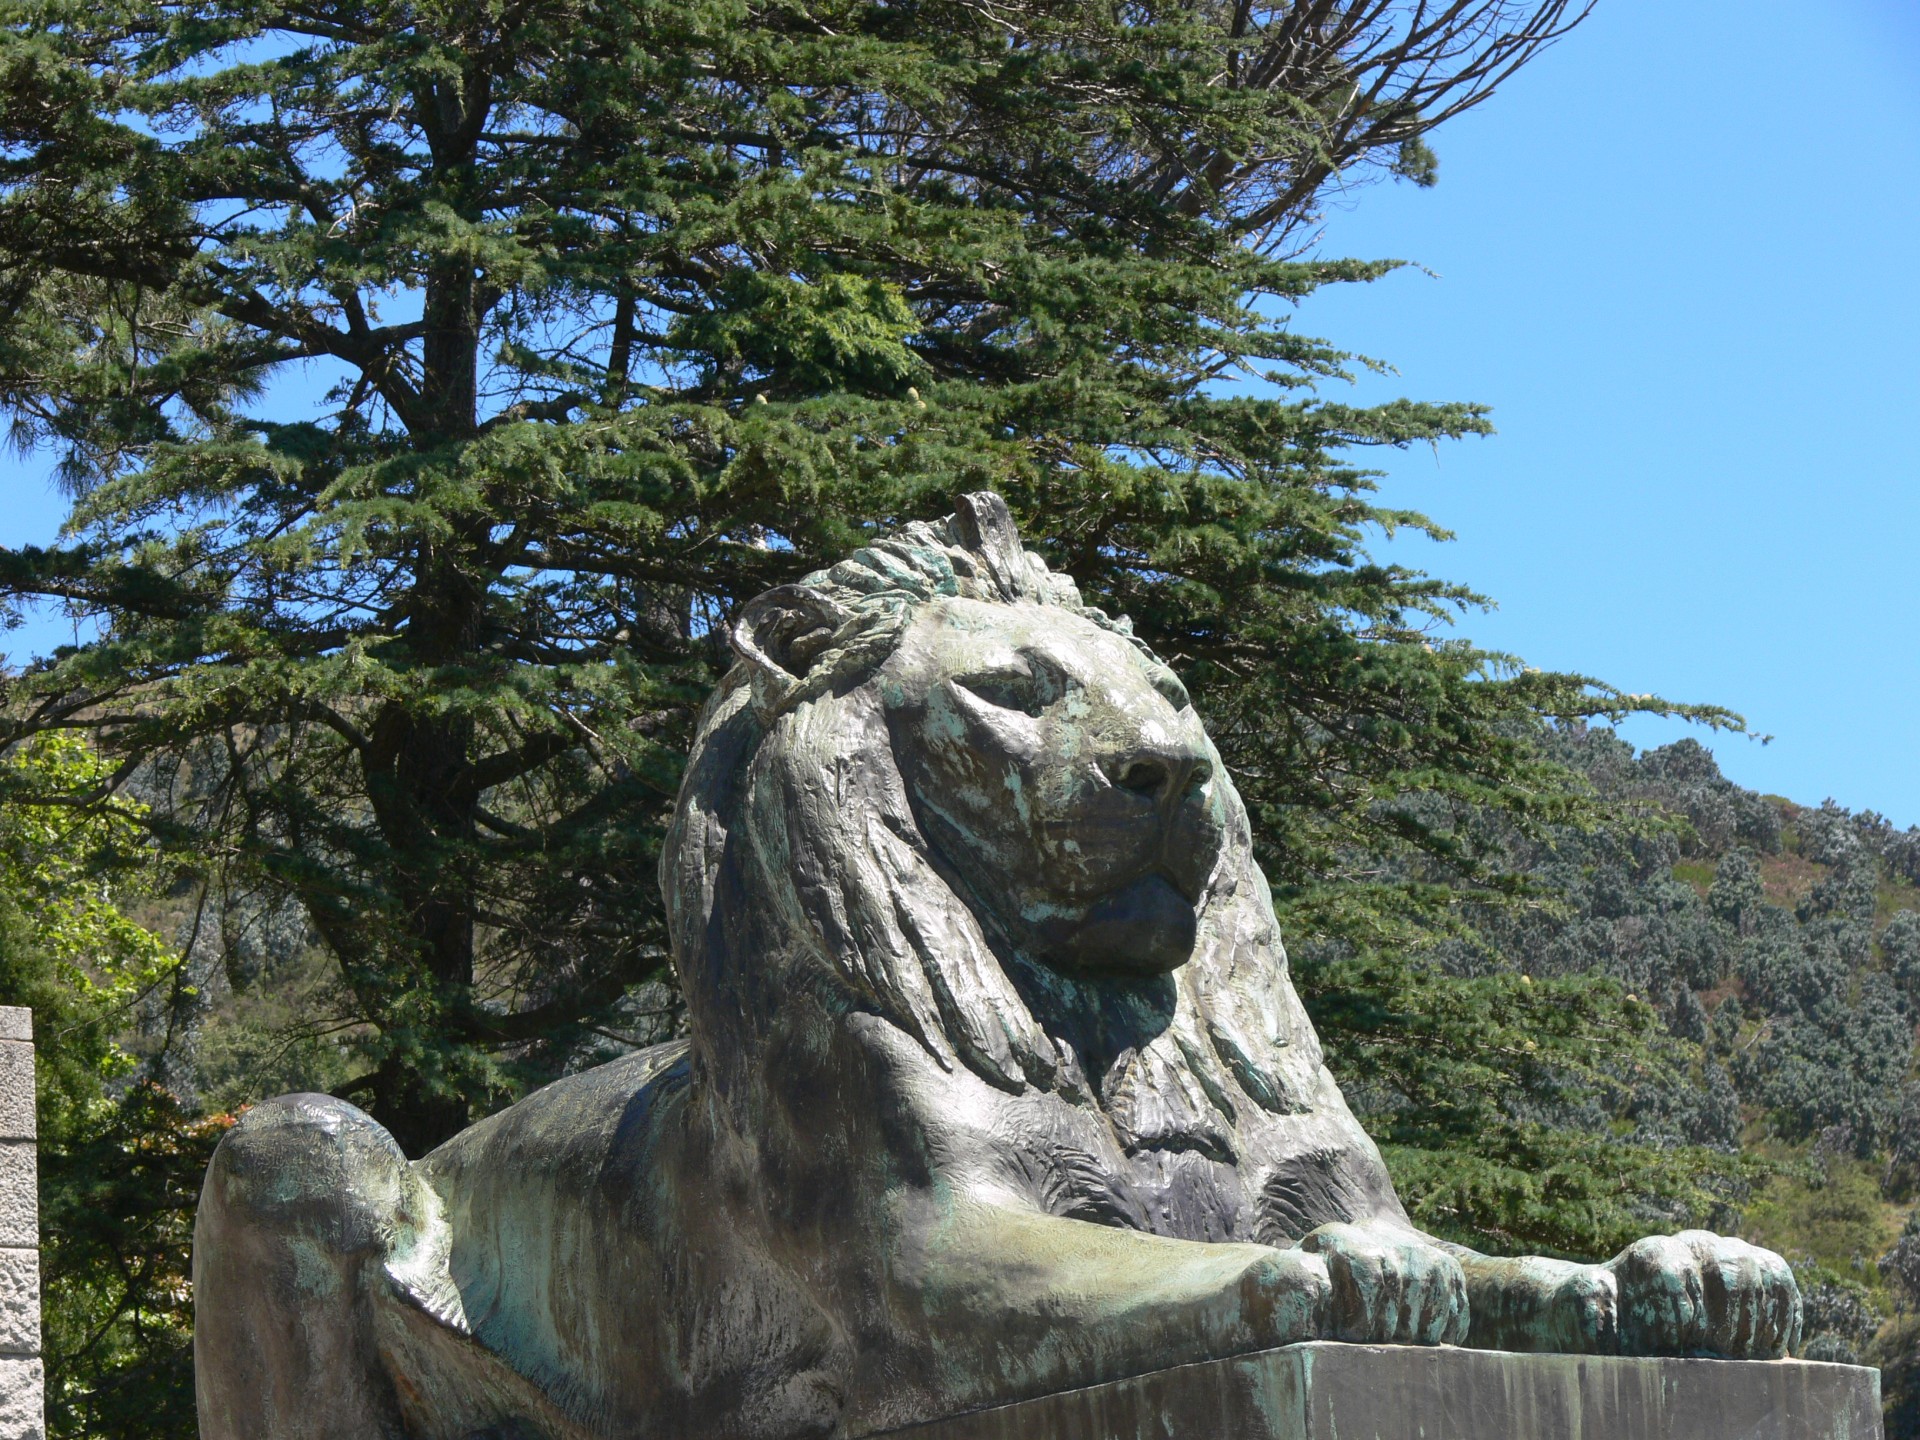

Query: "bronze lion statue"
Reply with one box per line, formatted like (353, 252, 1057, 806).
(195, 494, 1799, 1440)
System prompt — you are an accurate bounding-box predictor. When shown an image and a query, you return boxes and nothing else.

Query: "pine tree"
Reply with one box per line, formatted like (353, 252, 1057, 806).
(0, 0, 1722, 1189)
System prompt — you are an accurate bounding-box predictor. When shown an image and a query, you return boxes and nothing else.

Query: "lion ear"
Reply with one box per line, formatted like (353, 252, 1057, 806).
(951, 491, 1037, 602)
(731, 585, 850, 681)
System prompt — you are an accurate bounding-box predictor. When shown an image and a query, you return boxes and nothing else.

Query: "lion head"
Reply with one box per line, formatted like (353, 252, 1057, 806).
(662, 494, 1326, 1157)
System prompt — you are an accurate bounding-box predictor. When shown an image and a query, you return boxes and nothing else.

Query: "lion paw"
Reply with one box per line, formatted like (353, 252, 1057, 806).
(1543, 1262, 1620, 1353)
(1237, 1247, 1333, 1349)
(1607, 1231, 1801, 1359)
(1299, 1222, 1470, 1346)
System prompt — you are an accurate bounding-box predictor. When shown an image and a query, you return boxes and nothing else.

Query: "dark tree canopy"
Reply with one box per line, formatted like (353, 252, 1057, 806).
(0, 0, 1689, 1165)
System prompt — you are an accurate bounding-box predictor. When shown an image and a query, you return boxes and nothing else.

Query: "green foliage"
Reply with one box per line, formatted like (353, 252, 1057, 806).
(0, 736, 177, 1018)
(1876, 1316, 1920, 1440)
(37, 1085, 225, 1440)
(1887, 910, 1920, 1004)
(1738, 976, 1911, 1152)
(1741, 1157, 1896, 1303)
(1796, 1272, 1882, 1366)
(1711, 848, 1768, 932)
(0, 736, 215, 1440)
(190, 946, 360, 1114)
(1306, 954, 1753, 1258)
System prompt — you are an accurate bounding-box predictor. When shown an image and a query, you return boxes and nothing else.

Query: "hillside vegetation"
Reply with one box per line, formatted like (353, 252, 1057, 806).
(1334, 727, 1920, 1406)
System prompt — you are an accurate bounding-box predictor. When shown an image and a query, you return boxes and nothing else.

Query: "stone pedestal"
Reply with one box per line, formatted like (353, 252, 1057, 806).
(882, 1341, 1883, 1440)
(0, 1010, 40, 1440)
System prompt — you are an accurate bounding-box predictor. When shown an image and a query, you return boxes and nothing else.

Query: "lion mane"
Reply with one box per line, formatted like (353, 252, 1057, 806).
(662, 495, 1325, 1157)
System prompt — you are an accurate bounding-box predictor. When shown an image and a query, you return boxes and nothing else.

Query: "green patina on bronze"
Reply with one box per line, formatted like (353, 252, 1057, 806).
(193, 496, 1804, 1440)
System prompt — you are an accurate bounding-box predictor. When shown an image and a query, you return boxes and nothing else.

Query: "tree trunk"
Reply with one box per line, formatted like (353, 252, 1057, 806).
(363, 699, 483, 1155)
(358, 68, 494, 1154)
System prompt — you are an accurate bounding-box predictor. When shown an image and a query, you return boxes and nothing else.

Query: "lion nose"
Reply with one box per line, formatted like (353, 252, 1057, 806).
(1110, 748, 1213, 804)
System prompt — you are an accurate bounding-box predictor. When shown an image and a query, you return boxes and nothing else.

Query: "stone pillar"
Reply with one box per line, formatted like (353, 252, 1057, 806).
(0, 1010, 41, 1440)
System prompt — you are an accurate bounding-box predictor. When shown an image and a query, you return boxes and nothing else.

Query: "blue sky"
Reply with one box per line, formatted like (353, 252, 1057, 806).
(1300, 0, 1920, 824)
(4, 1, 1916, 821)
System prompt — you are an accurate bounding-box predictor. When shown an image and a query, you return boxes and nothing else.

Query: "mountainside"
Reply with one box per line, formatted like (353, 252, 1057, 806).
(1395, 727, 1920, 1423)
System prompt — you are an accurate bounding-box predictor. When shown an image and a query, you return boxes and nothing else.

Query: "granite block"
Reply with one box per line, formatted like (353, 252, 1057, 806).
(0, 1048, 31, 1143)
(0, 1357, 42, 1440)
(0, 1251, 36, 1358)
(882, 1342, 1884, 1440)
(0, 1015, 27, 1045)
(0, 1149, 33, 1251)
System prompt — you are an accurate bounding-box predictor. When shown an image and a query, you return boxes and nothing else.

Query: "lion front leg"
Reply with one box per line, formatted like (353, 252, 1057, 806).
(1451, 1231, 1801, 1359)
(870, 1194, 1330, 1428)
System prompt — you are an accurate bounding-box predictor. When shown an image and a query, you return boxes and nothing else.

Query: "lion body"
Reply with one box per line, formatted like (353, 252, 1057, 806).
(386, 523, 1409, 1433)
(193, 496, 1797, 1440)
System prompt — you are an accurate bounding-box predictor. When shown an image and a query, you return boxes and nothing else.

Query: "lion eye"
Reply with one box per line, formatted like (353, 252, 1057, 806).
(957, 669, 1048, 717)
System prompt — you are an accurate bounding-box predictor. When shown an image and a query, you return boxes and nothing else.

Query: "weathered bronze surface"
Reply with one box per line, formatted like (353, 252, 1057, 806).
(194, 495, 1804, 1440)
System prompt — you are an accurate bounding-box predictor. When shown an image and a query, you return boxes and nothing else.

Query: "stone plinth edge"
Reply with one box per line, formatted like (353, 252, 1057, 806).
(879, 1341, 1883, 1440)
